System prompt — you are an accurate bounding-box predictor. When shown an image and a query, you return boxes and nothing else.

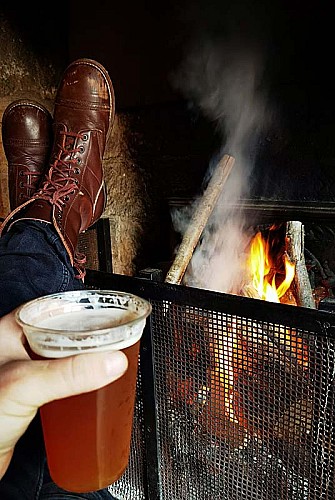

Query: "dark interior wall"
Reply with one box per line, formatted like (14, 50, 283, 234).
(2, 1, 335, 200)
(68, 0, 190, 109)
(68, 0, 335, 113)
(0, 1, 68, 86)
(2, 0, 335, 205)
(2, 0, 334, 117)
(2, 0, 334, 133)
(67, 0, 335, 193)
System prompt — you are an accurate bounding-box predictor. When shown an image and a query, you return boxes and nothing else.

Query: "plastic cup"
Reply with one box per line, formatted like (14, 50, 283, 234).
(16, 289, 151, 493)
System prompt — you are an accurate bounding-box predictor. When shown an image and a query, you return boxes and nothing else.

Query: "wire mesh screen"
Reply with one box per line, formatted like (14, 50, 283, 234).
(108, 362, 146, 500)
(85, 272, 335, 500)
(150, 300, 335, 500)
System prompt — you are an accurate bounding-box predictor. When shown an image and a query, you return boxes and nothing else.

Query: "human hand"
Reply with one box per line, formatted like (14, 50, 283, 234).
(0, 310, 128, 479)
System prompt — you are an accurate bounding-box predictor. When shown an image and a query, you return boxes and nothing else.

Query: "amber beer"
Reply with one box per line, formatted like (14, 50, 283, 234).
(16, 290, 151, 493)
(40, 340, 140, 492)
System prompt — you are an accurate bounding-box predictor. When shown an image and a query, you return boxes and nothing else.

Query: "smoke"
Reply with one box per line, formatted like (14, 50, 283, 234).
(171, 37, 272, 293)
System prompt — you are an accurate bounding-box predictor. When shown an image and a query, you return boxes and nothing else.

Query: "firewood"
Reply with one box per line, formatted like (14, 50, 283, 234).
(203, 317, 310, 442)
(165, 154, 235, 284)
(285, 221, 316, 309)
(272, 397, 313, 442)
(241, 283, 261, 299)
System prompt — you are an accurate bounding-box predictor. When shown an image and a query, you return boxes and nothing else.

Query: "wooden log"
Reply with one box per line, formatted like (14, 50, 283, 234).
(200, 316, 310, 445)
(165, 154, 235, 284)
(286, 221, 316, 309)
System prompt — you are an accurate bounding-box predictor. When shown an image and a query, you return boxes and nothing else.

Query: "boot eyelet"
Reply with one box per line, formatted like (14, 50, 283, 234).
(82, 134, 88, 141)
(79, 146, 85, 154)
(77, 158, 81, 164)
(19, 181, 24, 188)
(74, 179, 79, 185)
(19, 171, 24, 176)
(64, 195, 70, 201)
(74, 168, 80, 174)
(19, 193, 24, 199)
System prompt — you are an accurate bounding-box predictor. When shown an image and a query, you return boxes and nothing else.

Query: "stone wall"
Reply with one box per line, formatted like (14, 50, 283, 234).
(0, 11, 217, 276)
(0, 12, 152, 276)
(0, 13, 59, 218)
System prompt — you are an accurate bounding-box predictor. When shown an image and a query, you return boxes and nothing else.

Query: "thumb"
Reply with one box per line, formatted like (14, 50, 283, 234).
(0, 350, 128, 465)
(2, 350, 128, 412)
(42, 350, 129, 402)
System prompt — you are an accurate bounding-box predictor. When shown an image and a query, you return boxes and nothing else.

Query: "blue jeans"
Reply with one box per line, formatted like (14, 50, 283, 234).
(0, 220, 83, 317)
(0, 221, 115, 499)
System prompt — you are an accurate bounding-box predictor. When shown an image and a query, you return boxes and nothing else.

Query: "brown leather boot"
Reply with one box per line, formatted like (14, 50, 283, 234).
(0, 59, 115, 269)
(2, 100, 52, 210)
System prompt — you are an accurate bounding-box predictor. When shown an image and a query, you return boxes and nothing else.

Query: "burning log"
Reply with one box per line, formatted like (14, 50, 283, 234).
(165, 154, 235, 285)
(285, 221, 316, 309)
(272, 397, 313, 442)
(167, 301, 310, 450)
(241, 222, 315, 308)
(241, 226, 296, 304)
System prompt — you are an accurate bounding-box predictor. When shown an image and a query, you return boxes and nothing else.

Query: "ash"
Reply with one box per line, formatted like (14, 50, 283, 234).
(157, 407, 310, 500)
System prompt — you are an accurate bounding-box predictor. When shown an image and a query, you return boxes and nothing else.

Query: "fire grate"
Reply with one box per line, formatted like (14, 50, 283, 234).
(87, 271, 335, 500)
(153, 304, 317, 500)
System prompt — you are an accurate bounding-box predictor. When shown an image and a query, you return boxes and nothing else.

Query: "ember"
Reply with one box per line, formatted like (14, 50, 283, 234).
(193, 224, 310, 440)
(170, 225, 310, 448)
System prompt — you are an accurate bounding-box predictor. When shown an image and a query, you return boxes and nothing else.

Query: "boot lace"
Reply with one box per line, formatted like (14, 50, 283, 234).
(36, 130, 88, 281)
(74, 252, 87, 281)
(35, 131, 83, 207)
(19, 171, 42, 200)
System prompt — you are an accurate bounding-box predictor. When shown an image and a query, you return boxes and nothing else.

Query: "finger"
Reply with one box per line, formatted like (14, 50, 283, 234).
(1, 350, 128, 412)
(0, 351, 129, 466)
(0, 311, 29, 363)
(40, 350, 129, 402)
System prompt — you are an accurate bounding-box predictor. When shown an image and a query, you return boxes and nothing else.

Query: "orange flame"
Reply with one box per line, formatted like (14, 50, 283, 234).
(210, 230, 307, 430)
(178, 228, 309, 440)
(248, 231, 295, 303)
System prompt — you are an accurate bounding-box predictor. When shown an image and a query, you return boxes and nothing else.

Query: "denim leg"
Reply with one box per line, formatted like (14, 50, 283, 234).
(0, 415, 45, 499)
(0, 413, 117, 500)
(0, 220, 83, 317)
(40, 470, 118, 500)
(0, 221, 116, 499)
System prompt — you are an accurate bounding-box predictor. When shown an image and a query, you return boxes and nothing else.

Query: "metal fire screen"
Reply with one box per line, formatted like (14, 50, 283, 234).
(86, 271, 335, 500)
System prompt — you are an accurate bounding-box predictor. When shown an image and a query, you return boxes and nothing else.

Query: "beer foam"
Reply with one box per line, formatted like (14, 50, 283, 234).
(25, 309, 146, 358)
(36, 309, 137, 331)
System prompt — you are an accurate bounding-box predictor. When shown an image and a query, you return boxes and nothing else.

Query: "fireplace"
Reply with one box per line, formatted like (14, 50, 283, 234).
(1, 3, 335, 498)
(86, 269, 335, 500)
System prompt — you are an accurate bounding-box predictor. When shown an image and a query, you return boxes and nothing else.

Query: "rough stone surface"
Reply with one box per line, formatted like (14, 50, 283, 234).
(0, 14, 59, 99)
(0, 12, 150, 275)
(103, 114, 152, 275)
(0, 13, 217, 275)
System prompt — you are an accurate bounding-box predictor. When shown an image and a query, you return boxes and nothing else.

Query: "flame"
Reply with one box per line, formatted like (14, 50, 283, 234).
(176, 227, 309, 442)
(248, 231, 295, 303)
(208, 229, 308, 431)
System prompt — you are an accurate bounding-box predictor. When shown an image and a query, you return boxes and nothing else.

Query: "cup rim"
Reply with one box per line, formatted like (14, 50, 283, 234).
(15, 289, 152, 336)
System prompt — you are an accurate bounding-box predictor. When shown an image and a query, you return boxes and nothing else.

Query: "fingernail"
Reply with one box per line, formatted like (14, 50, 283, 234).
(104, 350, 128, 378)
